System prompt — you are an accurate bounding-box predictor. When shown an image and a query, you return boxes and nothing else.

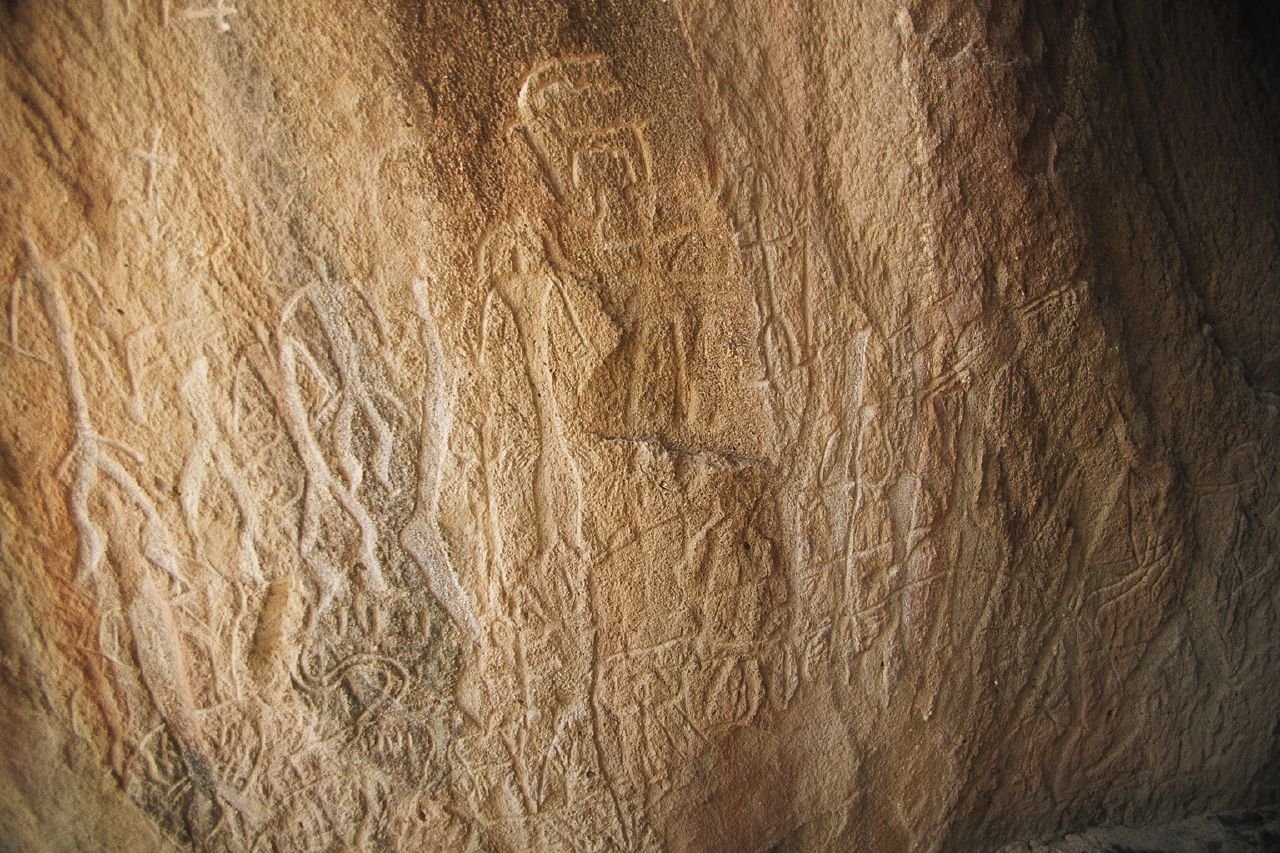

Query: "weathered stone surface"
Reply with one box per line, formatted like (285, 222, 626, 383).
(999, 806, 1280, 852)
(1, 1, 1278, 850)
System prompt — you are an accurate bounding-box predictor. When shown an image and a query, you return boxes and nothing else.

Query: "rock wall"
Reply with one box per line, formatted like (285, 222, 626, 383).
(2, 1, 1279, 849)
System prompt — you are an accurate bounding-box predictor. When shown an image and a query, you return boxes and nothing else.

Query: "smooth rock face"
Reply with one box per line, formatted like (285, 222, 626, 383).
(1, 2, 1278, 850)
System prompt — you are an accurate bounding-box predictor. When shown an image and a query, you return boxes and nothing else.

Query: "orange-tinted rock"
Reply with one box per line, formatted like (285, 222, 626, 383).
(1, 2, 1278, 849)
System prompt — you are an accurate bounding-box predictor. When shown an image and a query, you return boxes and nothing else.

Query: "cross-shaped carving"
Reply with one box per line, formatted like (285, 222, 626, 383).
(130, 128, 177, 206)
(182, 0, 236, 32)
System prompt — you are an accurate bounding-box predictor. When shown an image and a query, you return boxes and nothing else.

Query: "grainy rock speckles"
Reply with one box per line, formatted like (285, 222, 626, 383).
(1, 2, 1278, 850)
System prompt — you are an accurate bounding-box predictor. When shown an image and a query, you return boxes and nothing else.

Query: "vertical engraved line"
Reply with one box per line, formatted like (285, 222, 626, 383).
(402, 277, 481, 642)
(24, 237, 106, 583)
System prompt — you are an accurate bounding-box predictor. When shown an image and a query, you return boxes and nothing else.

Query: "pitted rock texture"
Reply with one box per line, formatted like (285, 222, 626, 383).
(998, 806, 1280, 852)
(1, 1, 1279, 850)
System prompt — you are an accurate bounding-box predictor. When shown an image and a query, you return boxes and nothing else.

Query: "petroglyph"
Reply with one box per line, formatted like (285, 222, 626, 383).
(181, 0, 236, 32)
(21, 237, 183, 588)
(4, 4, 1280, 851)
(179, 356, 264, 582)
(401, 276, 480, 642)
(130, 128, 177, 207)
(514, 55, 651, 212)
(13, 236, 264, 839)
(251, 275, 391, 610)
(477, 219, 587, 562)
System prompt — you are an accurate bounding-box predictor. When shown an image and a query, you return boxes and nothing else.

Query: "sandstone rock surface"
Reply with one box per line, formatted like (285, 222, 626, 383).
(2, 1, 1279, 850)
(999, 806, 1280, 853)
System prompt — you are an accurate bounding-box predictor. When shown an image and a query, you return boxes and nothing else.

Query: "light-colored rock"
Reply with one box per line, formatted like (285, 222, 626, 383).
(1, 1, 1278, 850)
